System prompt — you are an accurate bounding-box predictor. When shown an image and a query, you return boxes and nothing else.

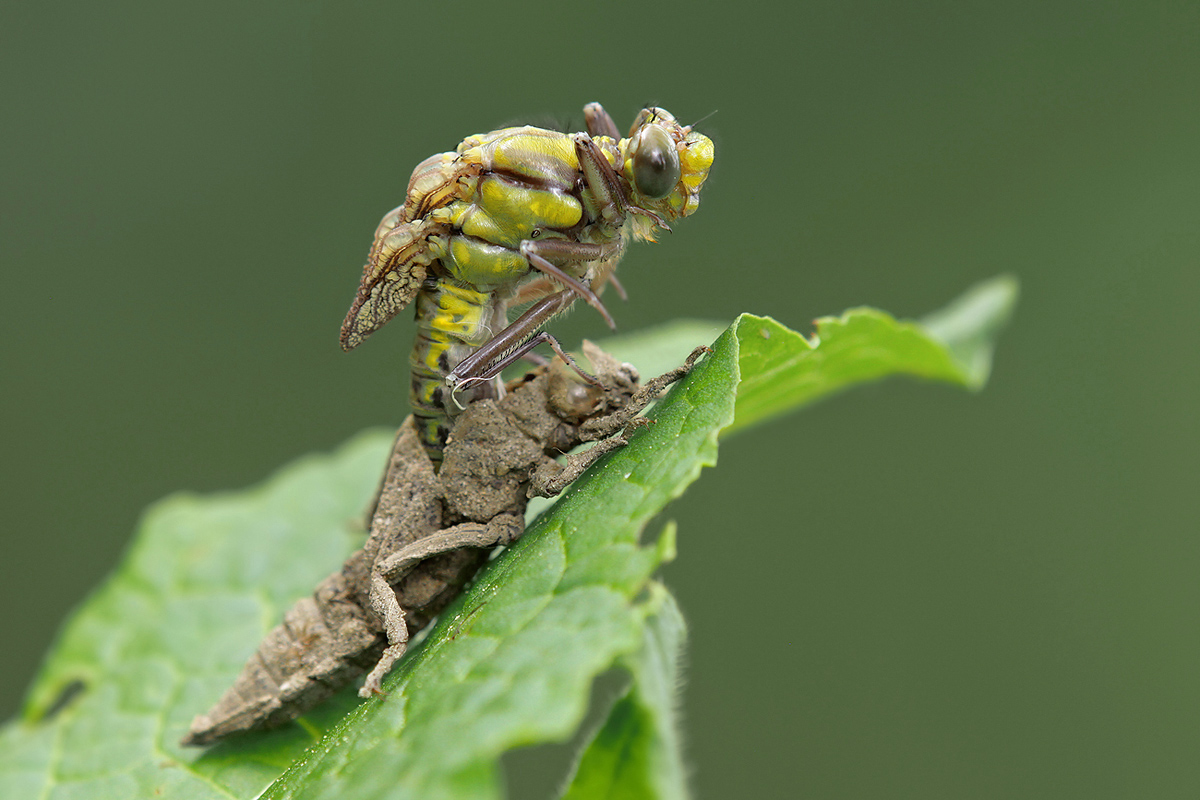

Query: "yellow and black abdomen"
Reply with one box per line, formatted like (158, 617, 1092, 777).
(408, 280, 506, 462)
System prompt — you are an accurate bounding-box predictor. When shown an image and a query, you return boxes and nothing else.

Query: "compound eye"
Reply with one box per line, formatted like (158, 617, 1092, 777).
(631, 124, 681, 199)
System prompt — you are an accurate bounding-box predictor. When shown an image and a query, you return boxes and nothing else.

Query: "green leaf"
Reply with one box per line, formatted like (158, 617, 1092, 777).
(0, 277, 1015, 799)
(4, 431, 395, 799)
(560, 581, 689, 800)
(727, 274, 1018, 435)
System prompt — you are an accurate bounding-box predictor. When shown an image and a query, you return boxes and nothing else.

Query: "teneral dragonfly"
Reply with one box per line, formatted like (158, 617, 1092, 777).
(339, 102, 714, 464)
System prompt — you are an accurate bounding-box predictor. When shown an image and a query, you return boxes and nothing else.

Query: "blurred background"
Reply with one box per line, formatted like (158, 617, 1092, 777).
(3, 1, 1198, 796)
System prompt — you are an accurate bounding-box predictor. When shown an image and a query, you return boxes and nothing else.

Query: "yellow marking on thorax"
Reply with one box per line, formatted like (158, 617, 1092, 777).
(446, 236, 528, 289)
(488, 132, 578, 175)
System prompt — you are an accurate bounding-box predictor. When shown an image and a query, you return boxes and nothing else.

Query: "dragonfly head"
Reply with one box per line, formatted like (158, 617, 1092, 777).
(620, 107, 714, 231)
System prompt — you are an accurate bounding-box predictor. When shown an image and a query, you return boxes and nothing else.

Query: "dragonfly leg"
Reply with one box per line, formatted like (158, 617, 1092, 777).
(509, 254, 626, 307)
(520, 351, 550, 368)
(529, 417, 654, 498)
(452, 330, 599, 410)
(361, 570, 410, 696)
(361, 513, 523, 696)
(573, 132, 631, 226)
(447, 291, 601, 404)
(584, 102, 621, 139)
(519, 238, 618, 329)
(605, 271, 629, 301)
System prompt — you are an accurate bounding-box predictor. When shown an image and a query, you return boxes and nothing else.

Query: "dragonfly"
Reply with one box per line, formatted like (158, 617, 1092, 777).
(339, 102, 714, 465)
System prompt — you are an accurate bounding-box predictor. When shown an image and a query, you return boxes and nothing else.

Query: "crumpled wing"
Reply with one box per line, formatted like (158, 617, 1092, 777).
(339, 212, 434, 351)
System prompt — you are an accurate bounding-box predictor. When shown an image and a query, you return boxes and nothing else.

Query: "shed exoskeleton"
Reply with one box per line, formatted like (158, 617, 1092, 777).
(339, 103, 714, 464)
(181, 344, 707, 746)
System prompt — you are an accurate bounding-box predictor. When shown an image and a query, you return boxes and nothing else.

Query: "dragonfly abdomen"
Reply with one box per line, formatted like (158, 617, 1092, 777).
(408, 279, 507, 463)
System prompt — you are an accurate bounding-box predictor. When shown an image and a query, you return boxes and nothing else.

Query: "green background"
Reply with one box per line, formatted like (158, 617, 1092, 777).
(3, 1, 1197, 797)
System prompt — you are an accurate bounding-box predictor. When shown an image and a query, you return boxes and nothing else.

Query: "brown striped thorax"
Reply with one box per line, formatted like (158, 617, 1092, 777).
(339, 103, 714, 464)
